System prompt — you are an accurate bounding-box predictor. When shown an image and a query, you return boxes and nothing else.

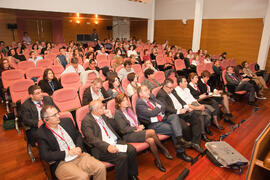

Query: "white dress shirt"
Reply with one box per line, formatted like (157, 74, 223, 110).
(61, 64, 85, 76)
(175, 86, 197, 105)
(51, 125, 77, 162)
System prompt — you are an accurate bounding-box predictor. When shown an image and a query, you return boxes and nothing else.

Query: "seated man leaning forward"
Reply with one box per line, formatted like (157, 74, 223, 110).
(37, 105, 106, 180)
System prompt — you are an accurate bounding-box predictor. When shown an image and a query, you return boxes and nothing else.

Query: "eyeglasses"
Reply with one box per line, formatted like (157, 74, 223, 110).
(45, 112, 59, 119)
(165, 86, 174, 90)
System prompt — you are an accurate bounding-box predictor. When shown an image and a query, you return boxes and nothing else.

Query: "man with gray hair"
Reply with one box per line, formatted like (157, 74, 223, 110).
(81, 100, 139, 180)
(37, 105, 106, 180)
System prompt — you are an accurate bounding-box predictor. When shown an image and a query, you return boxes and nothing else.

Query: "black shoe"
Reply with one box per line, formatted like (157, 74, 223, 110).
(176, 152, 193, 162)
(248, 101, 257, 106)
(225, 113, 233, 118)
(176, 136, 192, 149)
(191, 143, 204, 153)
(213, 123, 225, 130)
(154, 159, 166, 172)
(205, 127, 213, 136)
(201, 134, 211, 142)
(224, 118, 235, 125)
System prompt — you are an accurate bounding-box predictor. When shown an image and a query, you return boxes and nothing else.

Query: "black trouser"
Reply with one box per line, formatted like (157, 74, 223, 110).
(92, 144, 138, 180)
(179, 111, 202, 144)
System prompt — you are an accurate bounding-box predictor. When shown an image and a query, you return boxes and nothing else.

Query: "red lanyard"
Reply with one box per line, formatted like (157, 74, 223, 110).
(205, 83, 210, 93)
(125, 108, 138, 127)
(114, 87, 122, 94)
(35, 101, 44, 109)
(147, 101, 162, 121)
(194, 84, 201, 93)
(95, 117, 110, 137)
(46, 125, 70, 150)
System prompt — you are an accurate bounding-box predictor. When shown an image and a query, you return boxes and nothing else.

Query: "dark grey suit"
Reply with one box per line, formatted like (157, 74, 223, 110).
(136, 94, 184, 153)
(225, 72, 255, 102)
(21, 96, 59, 145)
(156, 88, 202, 144)
(81, 113, 138, 180)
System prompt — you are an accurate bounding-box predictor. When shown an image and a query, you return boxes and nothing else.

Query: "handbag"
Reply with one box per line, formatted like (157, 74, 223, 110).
(205, 141, 249, 174)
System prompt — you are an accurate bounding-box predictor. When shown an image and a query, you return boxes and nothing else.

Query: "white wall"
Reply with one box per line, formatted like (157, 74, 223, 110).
(155, 0, 268, 20)
(0, 0, 153, 19)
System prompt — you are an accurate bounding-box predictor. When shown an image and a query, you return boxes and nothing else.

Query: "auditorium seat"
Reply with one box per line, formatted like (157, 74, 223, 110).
(52, 88, 81, 112)
(60, 72, 81, 90)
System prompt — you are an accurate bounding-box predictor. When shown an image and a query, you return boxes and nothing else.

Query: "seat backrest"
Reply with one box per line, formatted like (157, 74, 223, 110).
(76, 105, 90, 136)
(107, 99, 116, 115)
(1, 69, 25, 89)
(152, 86, 162, 97)
(121, 77, 130, 93)
(25, 67, 44, 79)
(108, 54, 115, 62)
(17, 61, 35, 72)
(59, 111, 75, 125)
(153, 71, 165, 84)
(131, 93, 138, 114)
(36, 59, 52, 68)
(60, 72, 81, 90)
(138, 73, 145, 84)
(79, 83, 91, 103)
(9, 79, 35, 103)
(174, 59, 185, 71)
(156, 55, 165, 66)
(115, 65, 124, 73)
(131, 64, 142, 74)
(96, 54, 108, 62)
(98, 60, 110, 68)
(52, 88, 81, 112)
(103, 80, 109, 91)
(50, 65, 64, 79)
(222, 70, 227, 85)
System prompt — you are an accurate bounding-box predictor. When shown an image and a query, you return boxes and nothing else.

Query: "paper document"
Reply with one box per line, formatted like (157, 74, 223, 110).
(116, 144, 128, 152)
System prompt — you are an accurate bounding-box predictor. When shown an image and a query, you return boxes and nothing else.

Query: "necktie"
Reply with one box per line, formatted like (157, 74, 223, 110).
(147, 101, 162, 121)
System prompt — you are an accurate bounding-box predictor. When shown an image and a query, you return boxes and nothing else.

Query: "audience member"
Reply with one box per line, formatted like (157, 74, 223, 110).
(142, 68, 160, 91)
(118, 60, 134, 80)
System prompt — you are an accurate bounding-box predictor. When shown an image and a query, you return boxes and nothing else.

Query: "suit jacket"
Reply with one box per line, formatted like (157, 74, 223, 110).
(187, 84, 201, 99)
(225, 73, 240, 86)
(38, 78, 62, 96)
(156, 88, 187, 116)
(81, 113, 122, 155)
(21, 96, 59, 128)
(135, 94, 166, 124)
(114, 109, 139, 136)
(197, 78, 213, 95)
(142, 79, 160, 91)
(82, 86, 110, 106)
(36, 118, 84, 177)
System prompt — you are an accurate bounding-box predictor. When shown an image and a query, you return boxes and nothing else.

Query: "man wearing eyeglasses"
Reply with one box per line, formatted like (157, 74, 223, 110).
(37, 105, 106, 180)
(21, 85, 59, 146)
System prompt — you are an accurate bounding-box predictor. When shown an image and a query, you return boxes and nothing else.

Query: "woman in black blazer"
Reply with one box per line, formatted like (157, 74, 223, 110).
(114, 93, 172, 172)
(188, 72, 225, 130)
(38, 68, 62, 95)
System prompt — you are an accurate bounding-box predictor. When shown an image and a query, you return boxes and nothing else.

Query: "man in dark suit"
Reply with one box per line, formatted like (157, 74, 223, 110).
(225, 66, 256, 106)
(136, 85, 193, 162)
(21, 85, 59, 146)
(156, 79, 205, 152)
(37, 105, 106, 180)
(81, 100, 139, 180)
(82, 78, 110, 106)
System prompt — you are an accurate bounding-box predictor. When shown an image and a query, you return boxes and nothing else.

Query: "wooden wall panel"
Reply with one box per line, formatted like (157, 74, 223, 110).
(154, 18, 264, 69)
(62, 19, 112, 42)
(266, 48, 270, 72)
(130, 20, 147, 41)
(0, 12, 19, 44)
(23, 19, 52, 42)
(154, 20, 194, 49)
(200, 18, 263, 65)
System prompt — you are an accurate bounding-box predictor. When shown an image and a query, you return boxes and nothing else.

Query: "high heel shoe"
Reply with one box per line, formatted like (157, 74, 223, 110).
(154, 159, 166, 172)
